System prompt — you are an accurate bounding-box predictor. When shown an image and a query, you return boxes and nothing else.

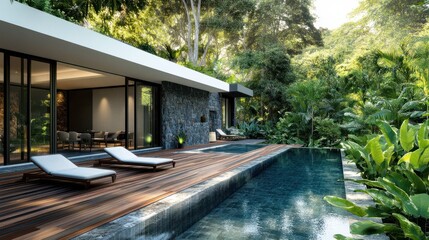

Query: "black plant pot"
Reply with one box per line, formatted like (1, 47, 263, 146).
(178, 143, 184, 149)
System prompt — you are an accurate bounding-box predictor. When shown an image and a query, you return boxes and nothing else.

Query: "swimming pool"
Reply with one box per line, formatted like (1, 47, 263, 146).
(177, 148, 350, 239)
(200, 144, 265, 154)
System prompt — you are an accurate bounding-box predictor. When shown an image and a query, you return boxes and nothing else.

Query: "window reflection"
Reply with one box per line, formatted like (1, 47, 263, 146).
(9, 56, 28, 164)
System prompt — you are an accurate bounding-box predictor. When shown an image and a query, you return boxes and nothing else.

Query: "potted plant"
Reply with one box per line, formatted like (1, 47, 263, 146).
(176, 130, 187, 149)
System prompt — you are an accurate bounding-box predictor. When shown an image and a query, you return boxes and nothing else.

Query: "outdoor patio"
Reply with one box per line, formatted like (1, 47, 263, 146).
(0, 142, 286, 239)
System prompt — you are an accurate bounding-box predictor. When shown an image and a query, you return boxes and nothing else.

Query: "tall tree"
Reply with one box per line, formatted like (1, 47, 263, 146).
(242, 0, 322, 54)
(351, 0, 428, 47)
(160, 0, 254, 66)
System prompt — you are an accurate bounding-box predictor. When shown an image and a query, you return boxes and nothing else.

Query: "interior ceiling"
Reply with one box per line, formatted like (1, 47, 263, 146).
(56, 63, 125, 90)
(1, 57, 123, 89)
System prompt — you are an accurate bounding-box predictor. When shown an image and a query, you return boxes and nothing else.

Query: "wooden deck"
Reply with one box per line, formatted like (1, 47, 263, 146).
(0, 143, 287, 240)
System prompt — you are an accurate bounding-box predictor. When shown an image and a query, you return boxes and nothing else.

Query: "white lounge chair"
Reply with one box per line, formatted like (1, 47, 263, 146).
(216, 129, 245, 140)
(101, 147, 176, 171)
(24, 154, 117, 188)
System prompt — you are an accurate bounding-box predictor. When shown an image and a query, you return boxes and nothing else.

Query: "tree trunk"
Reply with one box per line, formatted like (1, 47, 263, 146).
(199, 35, 213, 66)
(181, 0, 194, 64)
(190, 0, 201, 65)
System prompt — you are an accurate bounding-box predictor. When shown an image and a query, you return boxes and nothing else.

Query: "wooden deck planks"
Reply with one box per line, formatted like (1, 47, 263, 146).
(0, 144, 286, 240)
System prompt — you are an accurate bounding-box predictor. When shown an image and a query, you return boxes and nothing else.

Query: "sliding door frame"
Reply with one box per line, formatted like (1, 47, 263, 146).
(1, 49, 56, 165)
(125, 78, 161, 149)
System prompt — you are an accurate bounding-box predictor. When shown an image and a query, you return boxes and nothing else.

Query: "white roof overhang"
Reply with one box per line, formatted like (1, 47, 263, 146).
(0, 1, 230, 92)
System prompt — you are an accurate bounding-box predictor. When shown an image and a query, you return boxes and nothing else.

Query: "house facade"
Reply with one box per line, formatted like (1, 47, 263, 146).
(0, 1, 252, 166)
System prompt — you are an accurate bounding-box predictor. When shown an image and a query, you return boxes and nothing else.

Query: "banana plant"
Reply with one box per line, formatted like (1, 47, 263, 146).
(343, 119, 429, 179)
(325, 169, 429, 239)
(331, 120, 429, 239)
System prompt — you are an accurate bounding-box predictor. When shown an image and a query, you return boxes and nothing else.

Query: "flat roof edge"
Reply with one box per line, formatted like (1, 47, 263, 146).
(0, 1, 230, 93)
(224, 84, 253, 97)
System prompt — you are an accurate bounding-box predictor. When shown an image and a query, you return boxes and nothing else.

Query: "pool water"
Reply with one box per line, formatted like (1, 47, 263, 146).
(177, 148, 350, 239)
(200, 144, 265, 154)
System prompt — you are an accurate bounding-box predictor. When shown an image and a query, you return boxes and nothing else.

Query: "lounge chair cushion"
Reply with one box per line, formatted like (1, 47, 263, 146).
(53, 167, 116, 180)
(104, 147, 173, 165)
(216, 129, 236, 137)
(122, 157, 173, 165)
(104, 147, 138, 161)
(31, 154, 78, 174)
(216, 129, 228, 136)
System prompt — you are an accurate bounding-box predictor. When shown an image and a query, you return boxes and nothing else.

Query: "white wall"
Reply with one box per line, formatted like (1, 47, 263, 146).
(92, 87, 125, 132)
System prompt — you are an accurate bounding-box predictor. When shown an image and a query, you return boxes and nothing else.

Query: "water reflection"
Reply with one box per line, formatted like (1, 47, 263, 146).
(178, 148, 351, 239)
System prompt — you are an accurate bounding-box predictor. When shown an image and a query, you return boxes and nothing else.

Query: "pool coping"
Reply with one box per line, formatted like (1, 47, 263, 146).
(74, 146, 290, 239)
(74, 147, 387, 240)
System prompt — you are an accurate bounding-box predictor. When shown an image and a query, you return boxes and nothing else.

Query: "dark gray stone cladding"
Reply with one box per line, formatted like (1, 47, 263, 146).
(208, 93, 222, 132)
(161, 82, 223, 149)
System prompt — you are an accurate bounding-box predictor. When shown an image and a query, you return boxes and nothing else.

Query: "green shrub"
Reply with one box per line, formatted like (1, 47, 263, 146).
(314, 117, 342, 147)
(327, 119, 429, 239)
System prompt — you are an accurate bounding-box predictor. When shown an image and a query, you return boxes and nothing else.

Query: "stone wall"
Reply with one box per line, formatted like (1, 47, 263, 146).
(161, 82, 211, 149)
(208, 93, 222, 132)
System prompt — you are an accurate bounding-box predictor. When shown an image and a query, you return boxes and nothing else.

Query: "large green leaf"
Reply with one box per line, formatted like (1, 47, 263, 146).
(334, 234, 362, 240)
(378, 178, 419, 217)
(410, 194, 429, 218)
(383, 145, 395, 166)
(418, 147, 429, 168)
(399, 152, 412, 165)
(350, 221, 400, 235)
(352, 179, 384, 189)
(385, 172, 412, 195)
(403, 170, 427, 194)
(358, 189, 400, 209)
(418, 121, 429, 148)
(410, 149, 423, 169)
(418, 139, 429, 149)
(378, 121, 397, 147)
(348, 141, 370, 162)
(400, 119, 415, 152)
(365, 206, 391, 218)
(392, 213, 427, 240)
(368, 136, 384, 166)
(323, 196, 367, 217)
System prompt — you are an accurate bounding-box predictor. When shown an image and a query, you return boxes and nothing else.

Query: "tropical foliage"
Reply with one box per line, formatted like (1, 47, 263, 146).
(326, 120, 429, 239)
(17, 0, 429, 238)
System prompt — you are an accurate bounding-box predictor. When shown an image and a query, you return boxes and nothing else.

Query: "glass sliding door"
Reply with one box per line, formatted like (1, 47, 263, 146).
(30, 60, 51, 156)
(136, 83, 154, 148)
(9, 56, 28, 164)
(2, 55, 52, 164)
(127, 79, 159, 149)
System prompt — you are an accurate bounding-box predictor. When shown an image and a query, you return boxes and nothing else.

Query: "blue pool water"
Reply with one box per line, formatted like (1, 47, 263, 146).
(200, 144, 265, 154)
(177, 148, 350, 239)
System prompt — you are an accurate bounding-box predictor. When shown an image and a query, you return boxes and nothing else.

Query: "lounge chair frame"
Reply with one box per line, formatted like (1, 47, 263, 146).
(216, 129, 246, 141)
(24, 155, 117, 188)
(95, 159, 176, 171)
(23, 171, 116, 188)
(101, 147, 176, 171)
